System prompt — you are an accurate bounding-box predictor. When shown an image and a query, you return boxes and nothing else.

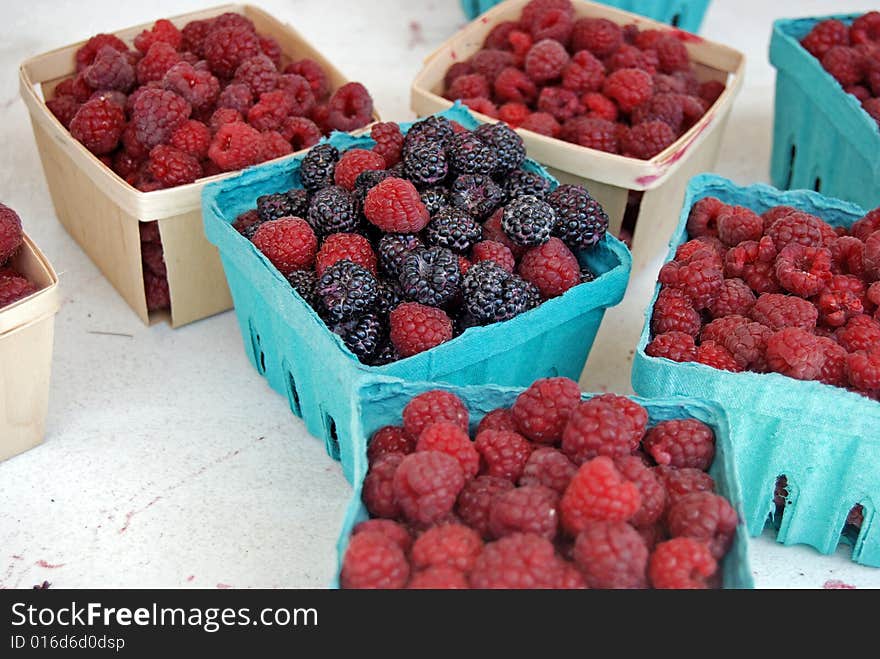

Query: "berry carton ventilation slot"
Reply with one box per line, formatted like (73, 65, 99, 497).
(0, 235, 60, 463)
(202, 105, 631, 483)
(331, 378, 754, 589)
(769, 14, 880, 210)
(459, 0, 712, 33)
(18, 4, 377, 328)
(631, 174, 880, 568)
(412, 0, 744, 279)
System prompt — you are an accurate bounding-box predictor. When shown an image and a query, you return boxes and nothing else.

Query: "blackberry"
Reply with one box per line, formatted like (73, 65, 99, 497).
(242, 218, 266, 240)
(474, 122, 526, 175)
(399, 246, 461, 307)
(420, 186, 450, 216)
(403, 141, 448, 186)
(580, 265, 596, 284)
(300, 143, 339, 191)
(454, 310, 483, 336)
(286, 269, 318, 308)
(257, 191, 305, 223)
(450, 174, 504, 220)
(331, 312, 382, 361)
(505, 168, 551, 201)
(316, 259, 379, 322)
(307, 186, 359, 236)
(518, 277, 543, 310)
(462, 261, 532, 324)
(376, 281, 404, 316)
(353, 169, 394, 205)
(378, 233, 423, 279)
(425, 208, 482, 253)
(370, 340, 400, 366)
(286, 188, 310, 216)
(547, 184, 609, 250)
(404, 116, 454, 152)
(448, 132, 499, 175)
(501, 195, 555, 246)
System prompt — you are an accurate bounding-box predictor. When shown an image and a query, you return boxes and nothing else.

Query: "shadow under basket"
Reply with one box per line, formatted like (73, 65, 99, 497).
(331, 379, 754, 589)
(631, 173, 880, 568)
(1, 234, 60, 463)
(18, 3, 377, 328)
(202, 104, 632, 484)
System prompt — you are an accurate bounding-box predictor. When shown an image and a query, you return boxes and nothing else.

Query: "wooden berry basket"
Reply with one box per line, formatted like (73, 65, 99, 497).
(412, 0, 744, 279)
(1, 234, 60, 463)
(18, 4, 376, 328)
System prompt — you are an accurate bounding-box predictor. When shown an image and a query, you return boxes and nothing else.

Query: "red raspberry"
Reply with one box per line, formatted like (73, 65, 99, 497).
(169, 120, 211, 160)
(411, 523, 482, 571)
(675, 236, 725, 265)
(851, 11, 880, 45)
(136, 42, 181, 85)
(483, 208, 527, 258)
(599, 394, 648, 439)
(762, 205, 799, 230)
(402, 390, 468, 440)
(802, 19, 850, 58)
(0, 274, 36, 308)
(498, 102, 530, 128)
(658, 256, 723, 310)
(407, 566, 469, 589)
(474, 430, 532, 482)
(716, 205, 764, 246)
(667, 492, 738, 559)
(519, 447, 577, 494)
(470, 49, 515, 83)
(817, 336, 848, 387)
(252, 217, 317, 275)
(257, 33, 281, 67)
(282, 117, 322, 151)
(847, 347, 880, 391)
(700, 78, 726, 105)
(562, 398, 637, 464)
(562, 50, 605, 93)
(364, 178, 429, 233)
(643, 419, 715, 471)
(822, 46, 864, 86)
(766, 327, 824, 380)
(234, 54, 279, 96)
(750, 293, 818, 331)
(209, 107, 243, 133)
(775, 243, 833, 297)
(180, 19, 212, 56)
(511, 376, 581, 444)
(870, 281, 880, 308)
(560, 117, 619, 153)
(652, 287, 701, 336)
(204, 25, 262, 78)
(645, 331, 697, 363)
(520, 111, 561, 137)
(517, 237, 580, 299)
(417, 422, 480, 479)
(368, 425, 414, 463)
(835, 315, 880, 352)
(131, 87, 191, 149)
(537, 87, 582, 121)
(272, 73, 314, 118)
(832, 236, 867, 279)
(621, 120, 676, 159)
(494, 67, 537, 104)
(460, 97, 499, 118)
(389, 303, 453, 357)
(315, 233, 377, 277)
(573, 521, 648, 588)
(142, 241, 166, 279)
(363, 453, 403, 518)
(69, 97, 124, 155)
(725, 242, 781, 294)
(530, 7, 573, 43)
(816, 277, 865, 328)
(767, 211, 830, 250)
(208, 121, 264, 171)
(686, 196, 726, 237)
(852, 208, 880, 242)
(722, 320, 772, 370)
(654, 35, 691, 73)
(865, 230, 880, 279)
(218, 83, 254, 114)
(521, 0, 574, 27)
(393, 451, 466, 527)
(456, 475, 514, 539)
(333, 149, 386, 191)
(475, 410, 516, 436)
(614, 456, 667, 528)
(134, 18, 181, 53)
(147, 144, 201, 188)
(708, 278, 756, 319)
(571, 18, 622, 57)
(0, 203, 23, 263)
(581, 92, 618, 122)
(696, 341, 742, 372)
(470, 533, 566, 588)
(340, 531, 409, 589)
(649, 537, 717, 589)
(560, 457, 641, 534)
(446, 73, 490, 101)
(247, 90, 293, 132)
(471, 241, 515, 273)
(489, 485, 558, 540)
(326, 82, 373, 132)
(67, 72, 93, 103)
(352, 519, 412, 551)
(484, 21, 522, 50)
(83, 46, 134, 92)
(284, 59, 329, 100)
(75, 33, 128, 73)
(144, 270, 170, 309)
(631, 93, 684, 132)
(654, 72, 687, 95)
(654, 466, 715, 507)
(47, 94, 80, 129)
(606, 44, 659, 76)
(603, 68, 653, 113)
(524, 39, 570, 84)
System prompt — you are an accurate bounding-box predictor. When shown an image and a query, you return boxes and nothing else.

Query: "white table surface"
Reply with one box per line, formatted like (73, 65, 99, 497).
(1, 0, 878, 589)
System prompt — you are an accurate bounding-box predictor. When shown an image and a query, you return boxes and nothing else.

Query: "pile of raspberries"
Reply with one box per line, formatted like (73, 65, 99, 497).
(46, 12, 375, 192)
(233, 114, 609, 365)
(646, 196, 880, 401)
(441, 0, 725, 159)
(0, 203, 39, 310)
(800, 11, 880, 130)
(340, 380, 739, 589)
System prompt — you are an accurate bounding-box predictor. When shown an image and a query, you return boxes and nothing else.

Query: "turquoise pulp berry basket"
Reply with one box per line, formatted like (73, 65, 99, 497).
(202, 104, 631, 484)
(631, 173, 880, 568)
(770, 15, 880, 210)
(331, 378, 754, 589)
(459, 0, 711, 32)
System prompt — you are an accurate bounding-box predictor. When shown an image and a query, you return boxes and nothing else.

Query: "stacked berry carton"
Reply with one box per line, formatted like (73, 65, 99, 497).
(0, 235, 60, 462)
(202, 106, 631, 483)
(460, 0, 712, 33)
(331, 378, 753, 588)
(631, 174, 880, 567)
(412, 0, 744, 278)
(18, 4, 377, 328)
(770, 14, 880, 211)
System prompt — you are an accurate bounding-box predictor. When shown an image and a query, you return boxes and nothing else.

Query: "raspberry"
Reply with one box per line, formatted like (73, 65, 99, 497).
(341, 531, 409, 589)
(654, 35, 691, 73)
(473, 533, 565, 588)
(714, 205, 763, 246)
(523, 39, 570, 84)
(405, 565, 468, 589)
(536, 87, 580, 122)
(46, 94, 80, 129)
(474, 430, 532, 482)
(163, 61, 220, 111)
(329, 149, 384, 192)
(766, 327, 824, 380)
(762, 205, 799, 230)
(726, 243, 781, 295)
(364, 178, 429, 233)
(580, 92, 618, 122)
(560, 50, 605, 94)
(315, 233, 376, 277)
(707, 278, 755, 319)
(652, 288, 701, 336)
(654, 466, 715, 507)
(686, 196, 726, 237)
(816, 278, 864, 328)
(209, 107, 242, 133)
(696, 341, 742, 372)
(839, 315, 880, 354)
(750, 293, 818, 331)
(276, 74, 316, 117)
(393, 451, 466, 527)
(631, 93, 684, 132)
(367, 426, 414, 463)
(231, 54, 278, 97)
(517, 237, 579, 299)
(416, 422, 479, 479)
(168, 119, 211, 160)
(822, 46, 864, 86)
(851, 11, 880, 45)
(215, 83, 252, 114)
(599, 394, 649, 439)
(722, 320, 772, 371)
(520, 112, 561, 137)
(446, 72, 490, 101)
(75, 33, 128, 73)
(775, 243, 833, 297)
(0, 203, 23, 263)
(571, 17, 622, 57)
(131, 87, 191, 150)
(363, 453, 403, 518)
(802, 19, 850, 58)
(676, 237, 724, 266)
(561, 397, 637, 465)
(411, 523, 482, 571)
(326, 82, 373, 132)
(521, 0, 573, 27)
(529, 6, 572, 41)
(285, 59, 329, 100)
(208, 121, 263, 171)
(606, 44, 659, 76)
(69, 97, 125, 155)
(456, 478, 515, 541)
(488, 484, 557, 540)
(84, 45, 134, 92)
(147, 144, 201, 188)
(0, 274, 36, 308)
(767, 211, 830, 250)
(402, 390, 468, 441)
(470, 48, 516, 83)
(614, 456, 667, 528)
(279, 117, 320, 151)
(246, 90, 291, 132)
(351, 521, 410, 555)
(814, 337, 847, 387)
(852, 208, 880, 242)
(470, 241, 514, 273)
(667, 492, 738, 559)
(136, 42, 181, 85)
(251, 217, 317, 275)
(643, 419, 715, 471)
(659, 256, 723, 310)
(570, 521, 647, 588)
(559, 116, 618, 153)
(493, 103, 527, 128)
(866, 230, 880, 279)
(389, 303, 453, 358)
(362, 124, 403, 169)
(511, 376, 581, 445)
(622, 120, 676, 159)
(645, 331, 697, 363)
(847, 347, 880, 391)
(494, 67, 537, 104)
(560, 457, 640, 534)
(649, 537, 717, 589)
(134, 18, 181, 54)
(603, 68, 653, 113)
(519, 447, 577, 494)
(204, 25, 261, 78)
